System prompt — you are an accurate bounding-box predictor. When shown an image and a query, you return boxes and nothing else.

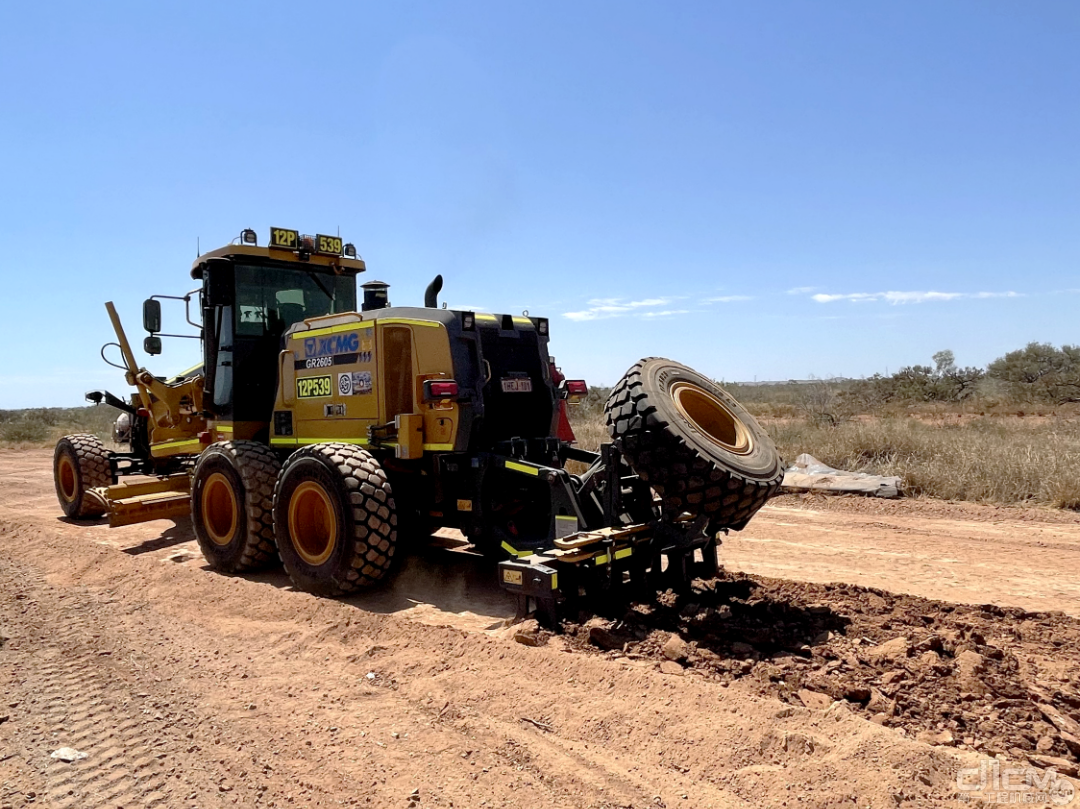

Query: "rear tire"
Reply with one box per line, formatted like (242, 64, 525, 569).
(191, 441, 281, 572)
(273, 443, 397, 596)
(54, 434, 112, 518)
(606, 358, 784, 531)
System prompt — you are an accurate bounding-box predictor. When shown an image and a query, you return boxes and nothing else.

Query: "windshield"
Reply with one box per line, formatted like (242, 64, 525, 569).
(233, 264, 358, 338)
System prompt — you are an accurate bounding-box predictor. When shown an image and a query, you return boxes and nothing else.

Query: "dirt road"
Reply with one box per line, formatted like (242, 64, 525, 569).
(1, 448, 1078, 808)
(736, 493, 1080, 617)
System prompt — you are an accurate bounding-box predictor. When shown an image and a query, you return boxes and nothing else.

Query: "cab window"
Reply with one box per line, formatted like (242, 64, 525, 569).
(233, 265, 357, 338)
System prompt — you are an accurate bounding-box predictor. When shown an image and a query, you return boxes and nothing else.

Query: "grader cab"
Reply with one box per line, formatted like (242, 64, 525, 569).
(55, 227, 784, 621)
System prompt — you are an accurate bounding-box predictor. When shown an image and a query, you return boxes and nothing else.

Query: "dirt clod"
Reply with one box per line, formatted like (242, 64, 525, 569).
(797, 689, 832, 710)
(864, 637, 911, 665)
(661, 634, 690, 662)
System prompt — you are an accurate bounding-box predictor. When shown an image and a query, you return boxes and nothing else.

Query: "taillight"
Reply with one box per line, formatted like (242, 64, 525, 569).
(424, 380, 459, 400)
(563, 380, 588, 404)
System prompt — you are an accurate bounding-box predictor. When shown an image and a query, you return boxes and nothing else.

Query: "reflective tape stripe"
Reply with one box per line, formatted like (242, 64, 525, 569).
(376, 318, 442, 329)
(500, 541, 534, 558)
(614, 547, 633, 560)
(504, 460, 539, 476)
(511, 317, 533, 326)
(551, 572, 558, 590)
(296, 322, 373, 339)
(153, 439, 203, 452)
(269, 437, 452, 452)
(594, 553, 610, 566)
(270, 437, 371, 447)
(475, 314, 497, 322)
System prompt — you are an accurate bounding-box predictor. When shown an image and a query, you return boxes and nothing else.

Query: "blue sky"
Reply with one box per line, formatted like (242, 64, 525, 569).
(1, 1, 1078, 407)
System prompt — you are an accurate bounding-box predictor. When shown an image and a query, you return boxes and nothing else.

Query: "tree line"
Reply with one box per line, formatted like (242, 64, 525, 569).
(847, 343, 1080, 406)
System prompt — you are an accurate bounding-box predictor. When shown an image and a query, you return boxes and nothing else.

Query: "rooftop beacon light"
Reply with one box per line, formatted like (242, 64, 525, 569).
(240, 228, 258, 245)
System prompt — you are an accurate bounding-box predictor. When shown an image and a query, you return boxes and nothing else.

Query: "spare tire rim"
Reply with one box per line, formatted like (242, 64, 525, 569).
(57, 454, 78, 502)
(288, 481, 338, 566)
(202, 472, 239, 546)
(671, 382, 754, 455)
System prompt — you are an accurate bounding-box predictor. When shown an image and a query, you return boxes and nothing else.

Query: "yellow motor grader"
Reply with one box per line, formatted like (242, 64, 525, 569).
(54, 227, 784, 620)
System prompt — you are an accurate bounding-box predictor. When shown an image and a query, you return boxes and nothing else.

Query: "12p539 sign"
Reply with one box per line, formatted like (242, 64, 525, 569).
(297, 375, 333, 399)
(268, 228, 343, 256)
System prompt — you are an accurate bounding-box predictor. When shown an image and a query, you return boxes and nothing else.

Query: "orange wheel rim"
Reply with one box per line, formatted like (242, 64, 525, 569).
(288, 481, 338, 566)
(672, 382, 753, 455)
(202, 472, 239, 546)
(57, 454, 77, 502)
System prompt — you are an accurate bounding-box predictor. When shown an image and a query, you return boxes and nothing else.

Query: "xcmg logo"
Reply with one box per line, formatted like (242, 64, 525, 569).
(304, 332, 359, 358)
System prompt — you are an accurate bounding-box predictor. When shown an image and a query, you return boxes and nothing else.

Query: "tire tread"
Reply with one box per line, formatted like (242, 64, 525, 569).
(274, 443, 397, 594)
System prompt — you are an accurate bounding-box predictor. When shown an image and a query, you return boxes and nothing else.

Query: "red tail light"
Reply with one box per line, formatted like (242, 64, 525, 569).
(424, 380, 459, 400)
(563, 379, 588, 404)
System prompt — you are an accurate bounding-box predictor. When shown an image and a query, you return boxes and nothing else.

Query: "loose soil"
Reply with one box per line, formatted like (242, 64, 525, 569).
(1, 448, 1079, 808)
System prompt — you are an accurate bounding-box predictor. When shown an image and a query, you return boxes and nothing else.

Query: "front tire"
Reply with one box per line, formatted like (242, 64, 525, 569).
(191, 441, 281, 572)
(273, 443, 397, 596)
(606, 358, 784, 531)
(53, 434, 112, 518)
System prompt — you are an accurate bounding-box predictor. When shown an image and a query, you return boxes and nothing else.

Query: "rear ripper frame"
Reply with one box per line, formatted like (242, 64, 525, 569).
(485, 442, 724, 625)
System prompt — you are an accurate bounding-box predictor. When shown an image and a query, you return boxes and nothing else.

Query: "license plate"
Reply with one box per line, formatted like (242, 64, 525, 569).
(501, 377, 532, 393)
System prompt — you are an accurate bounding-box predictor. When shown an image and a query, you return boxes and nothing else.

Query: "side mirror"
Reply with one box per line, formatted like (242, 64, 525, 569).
(204, 258, 235, 307)
(143, 299, 161, 333)
(143, 336, 162, 355)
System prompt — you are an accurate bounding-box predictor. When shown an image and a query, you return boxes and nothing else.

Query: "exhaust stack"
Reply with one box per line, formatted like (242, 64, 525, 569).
(424, 274, 444, 308)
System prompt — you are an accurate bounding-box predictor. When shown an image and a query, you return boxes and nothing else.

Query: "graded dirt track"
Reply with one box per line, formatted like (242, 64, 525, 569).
(1, 448, 1079, 808)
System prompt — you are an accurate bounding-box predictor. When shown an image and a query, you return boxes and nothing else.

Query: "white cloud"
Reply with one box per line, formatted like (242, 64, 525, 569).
(787, 286, 817, 295)
(562, 296, 677, 321)
(639, 309, 690, 318)
(807, 290, 1022, 305)
(705, 295, 753, 303)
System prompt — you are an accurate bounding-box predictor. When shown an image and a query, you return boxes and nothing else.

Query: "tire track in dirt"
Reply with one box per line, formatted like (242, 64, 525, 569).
(36, 647, 169, 808)
(1, 562, 173, 809)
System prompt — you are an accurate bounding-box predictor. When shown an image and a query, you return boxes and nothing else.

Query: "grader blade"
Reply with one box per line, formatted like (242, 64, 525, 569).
(87, 475, 192, 528)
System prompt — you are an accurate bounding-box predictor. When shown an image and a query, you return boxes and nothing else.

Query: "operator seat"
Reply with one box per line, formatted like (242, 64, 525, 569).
(277, 303, 306, 330)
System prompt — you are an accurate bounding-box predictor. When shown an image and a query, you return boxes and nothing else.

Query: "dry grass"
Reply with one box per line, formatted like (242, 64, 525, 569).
(568, 385, 1080, 510)
(0, 407, 115, 448)
(767, 416, 1080, 509)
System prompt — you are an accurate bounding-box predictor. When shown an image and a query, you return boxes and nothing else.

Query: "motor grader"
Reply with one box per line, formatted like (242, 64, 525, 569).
(54, 227, 784, 620)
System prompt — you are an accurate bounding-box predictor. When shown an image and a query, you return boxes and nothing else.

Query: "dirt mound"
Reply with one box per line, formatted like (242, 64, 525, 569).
(563, 572, 1080, 774)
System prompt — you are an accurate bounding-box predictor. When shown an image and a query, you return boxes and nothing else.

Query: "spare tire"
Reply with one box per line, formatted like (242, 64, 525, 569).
(606, 358, 783, 531)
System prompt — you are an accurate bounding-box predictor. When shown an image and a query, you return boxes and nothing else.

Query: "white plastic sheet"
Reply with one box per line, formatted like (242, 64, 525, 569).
(781, 453, 902, 498)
